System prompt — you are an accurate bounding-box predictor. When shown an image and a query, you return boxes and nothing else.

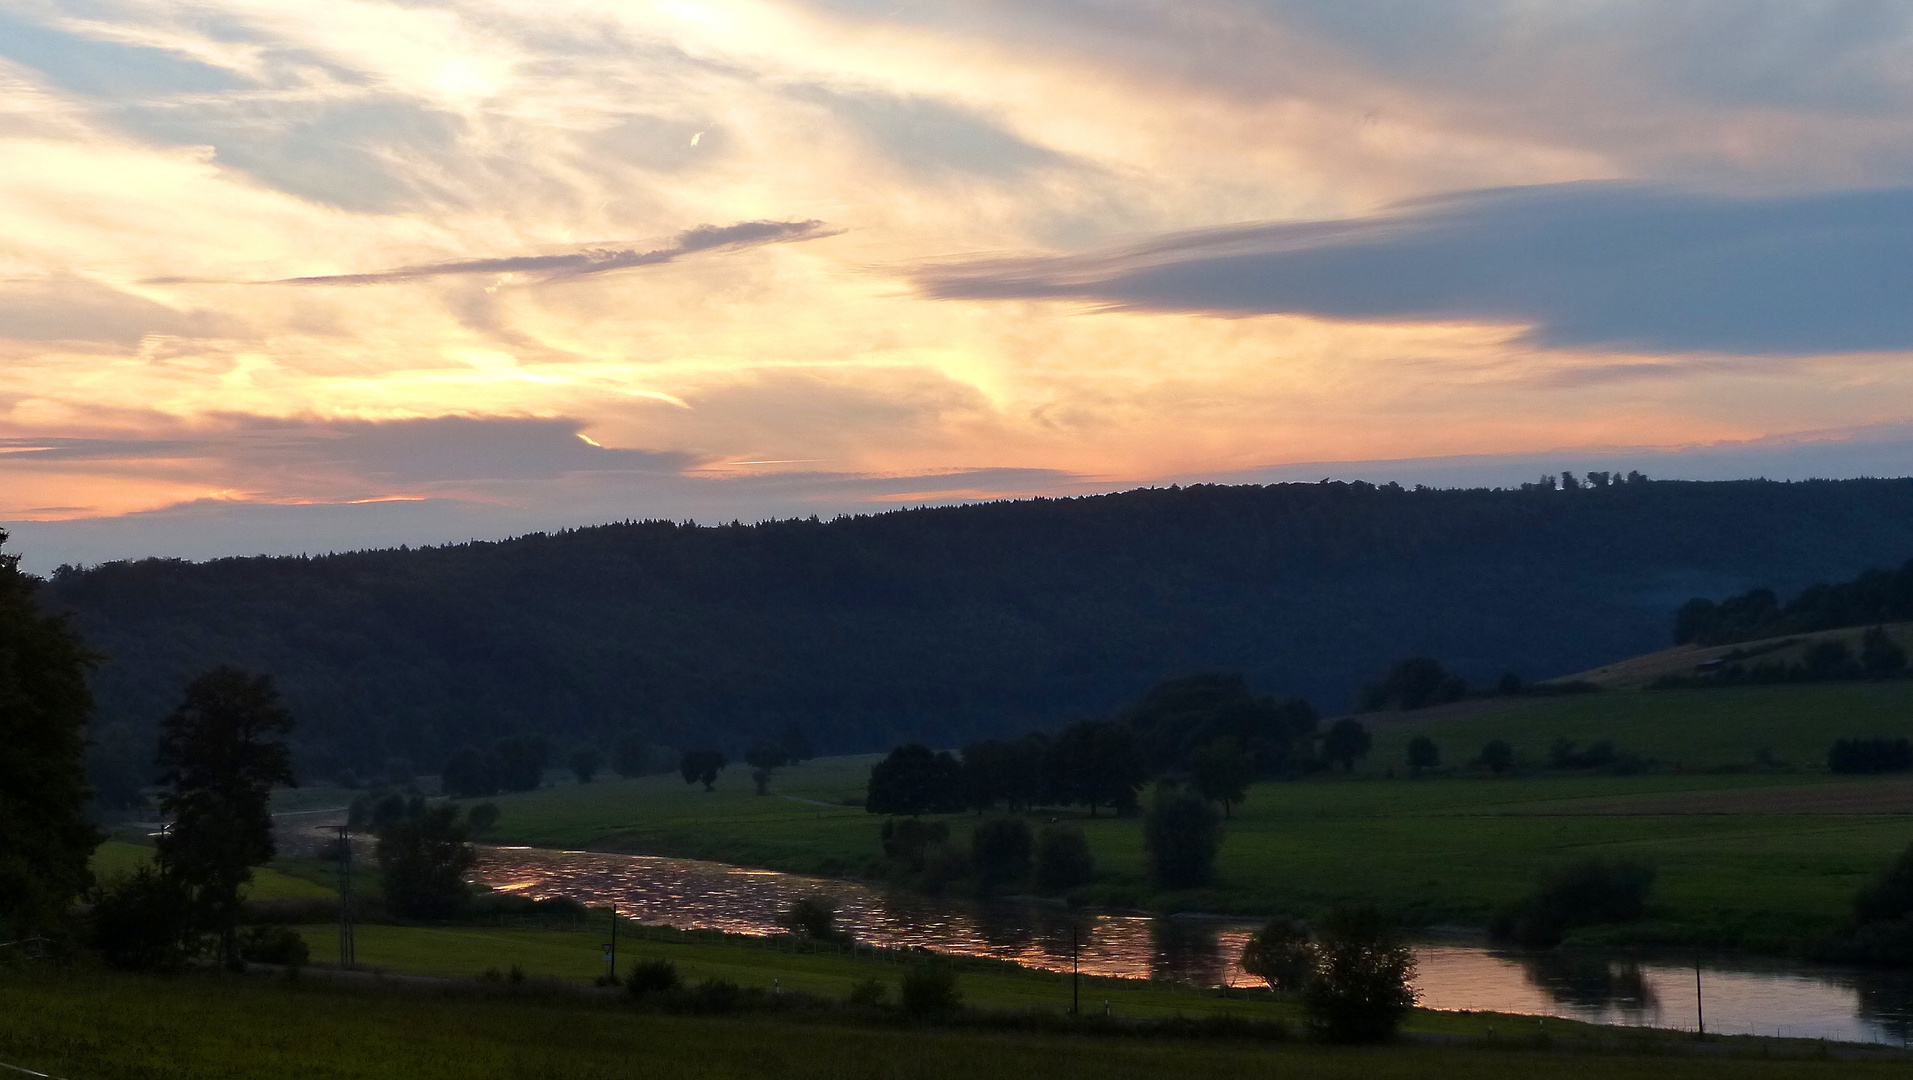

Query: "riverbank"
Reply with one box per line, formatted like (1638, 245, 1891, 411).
(462, 754, 1912, 954)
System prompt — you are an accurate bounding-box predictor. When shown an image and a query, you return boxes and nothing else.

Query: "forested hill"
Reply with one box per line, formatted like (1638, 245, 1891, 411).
(38, 476, 1913, 777)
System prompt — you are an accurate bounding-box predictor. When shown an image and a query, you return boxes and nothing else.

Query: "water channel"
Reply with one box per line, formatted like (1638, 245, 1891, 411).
(470, 845, 1913, 1046)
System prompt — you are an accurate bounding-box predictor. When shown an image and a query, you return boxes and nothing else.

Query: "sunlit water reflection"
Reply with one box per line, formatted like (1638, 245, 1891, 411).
(471, 846, 1913, 1045)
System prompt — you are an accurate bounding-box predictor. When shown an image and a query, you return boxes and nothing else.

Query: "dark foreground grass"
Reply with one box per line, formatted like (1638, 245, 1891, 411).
(1, 968, 1901, 1080)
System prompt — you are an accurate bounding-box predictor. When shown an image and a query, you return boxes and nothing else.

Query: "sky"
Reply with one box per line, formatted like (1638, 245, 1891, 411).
(8, 0, 1913, 571)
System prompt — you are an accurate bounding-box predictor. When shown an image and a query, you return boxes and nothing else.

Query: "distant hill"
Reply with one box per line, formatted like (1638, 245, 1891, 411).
(34, 476, 1913, 778)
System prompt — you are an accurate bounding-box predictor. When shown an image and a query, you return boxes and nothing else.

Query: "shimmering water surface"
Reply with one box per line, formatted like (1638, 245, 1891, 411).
(472, 845, 1913, 1045)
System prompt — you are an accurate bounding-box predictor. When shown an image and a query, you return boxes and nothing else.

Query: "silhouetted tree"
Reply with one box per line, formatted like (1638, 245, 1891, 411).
(778, 895, 847, 942)
(1854, 840, 1913, 926)
(1321, 718, 1372, 772)
(1406, 736, 1439, 777)
(1033, 824, 1095, 893)
(570, 745, 604, 784)
(1829, 737, 1913, 775)
(880, 817, 950, 870)
(493, 736, 548, 792)
(1478, 739, 1514, 776)
(779, 723, 814, 762)
(611, 731, 657, 778)
(155, 666, 296, 969)
(1239, 919, 1316, 994)
(1862, 627, 1907, 677)
(1304, 906, 1417, 1043)
(866, 744, 963, 815)
(679, 748, 728, 791)
(442, 744, 499, 798)
(1362, 657, 1465, 712)
(745, 740, 789, 795)
(1046, 720, 1145, 817)
(970, 816, 1032, 893)
(89, 865, 192, 971)
(1189, 735, 1255, 817)
(1120, 672, 1317, 778)
(1143, 784, 1221, 889)
(0, 531, 98, 941)
(466, 801, 500, 835)
(1490, 857, 1655, 949)
(86, 720, 148, 812)
(377, 804, 476, 919)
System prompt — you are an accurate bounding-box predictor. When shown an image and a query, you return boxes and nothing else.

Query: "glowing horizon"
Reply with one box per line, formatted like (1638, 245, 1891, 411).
(8, 1, 1913, 569)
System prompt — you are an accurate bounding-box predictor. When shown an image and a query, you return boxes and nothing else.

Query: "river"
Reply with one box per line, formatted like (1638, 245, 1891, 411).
(470, 845, 1913, 1045)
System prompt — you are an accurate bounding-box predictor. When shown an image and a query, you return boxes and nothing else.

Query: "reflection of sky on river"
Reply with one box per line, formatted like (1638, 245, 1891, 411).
(471, 847, 1913, 1045)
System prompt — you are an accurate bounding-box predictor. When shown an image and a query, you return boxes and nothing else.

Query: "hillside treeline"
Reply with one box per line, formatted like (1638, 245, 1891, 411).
(40, 476, 1913, 778)
(1674, 557, 1913, 646)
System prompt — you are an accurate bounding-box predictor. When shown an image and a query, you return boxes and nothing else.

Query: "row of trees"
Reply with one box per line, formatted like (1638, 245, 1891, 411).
(866, 674, 1347, 821)
(1674, 558, 1913, 647)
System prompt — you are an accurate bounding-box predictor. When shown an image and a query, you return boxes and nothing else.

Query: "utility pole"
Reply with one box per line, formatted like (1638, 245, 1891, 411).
(337, 825, 355, 968)
(1694, 958, 1704, 1037)
(610, 904, 618, 981)
(1071, 924, 1080, 1016)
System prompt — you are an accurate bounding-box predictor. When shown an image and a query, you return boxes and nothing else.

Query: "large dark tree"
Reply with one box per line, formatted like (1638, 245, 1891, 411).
(441, 744, 499, 798)
(0, 532, 99, 940)
(865, 744, 963, 815)
(155, 665, 296, 968)
(1188, 735, 1255, 818)
(493, 735, 548, 792)
(1046, 720, 1145, 817)
(1142, 784, 1222, 889)
(1321, 718, 1373, 773)
(680, 748, 728, 791)
(745, 740, 789, 795)
(1122, 673, 1317, 778)
(376, 804, 477, 919)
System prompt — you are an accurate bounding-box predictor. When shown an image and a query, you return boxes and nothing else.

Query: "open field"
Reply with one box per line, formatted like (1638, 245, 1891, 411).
(1361, 680, 1913, 775)
(1548, 624, 1913, 692)
(2, 967, 1901, 1079)
(90, 840, 338, 901)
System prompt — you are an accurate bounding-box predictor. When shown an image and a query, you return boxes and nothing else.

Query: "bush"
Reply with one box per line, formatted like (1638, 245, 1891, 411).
(375, 804, 476, 919)
(1490, 857, 1655, 948)
(1477, 739, 1515, 775)
(847, 977, 889, 1007)
(899, 963, 962, 1016)
(1854, 839, 1913, 925)
(1033, 824, 1095, 893)
(1143, 785, 1221, 889)
(238, 924, 309, 968)
(880, 817, 950, 870)
(625, 957, 681, 995)
(1303, 907, 1416, 1044)
(466, 802, 500, 835)
(90, 867, 194, 971)
(1829, 736, 1913, 775)
(971, 817, 1033, 893)
(778, 895, 848, 943)
(1239, 919, 1316, 993)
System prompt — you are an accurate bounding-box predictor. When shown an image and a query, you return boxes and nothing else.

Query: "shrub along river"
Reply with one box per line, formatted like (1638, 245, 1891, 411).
(469, 845, 1913, 1045)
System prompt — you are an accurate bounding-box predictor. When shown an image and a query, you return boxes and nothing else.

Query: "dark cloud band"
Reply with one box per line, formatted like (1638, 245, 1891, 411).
(915, 182, 1913, 355)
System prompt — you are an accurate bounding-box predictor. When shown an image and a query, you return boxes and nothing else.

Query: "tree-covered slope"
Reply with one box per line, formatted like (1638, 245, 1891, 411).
(40, 477, 1913, 776)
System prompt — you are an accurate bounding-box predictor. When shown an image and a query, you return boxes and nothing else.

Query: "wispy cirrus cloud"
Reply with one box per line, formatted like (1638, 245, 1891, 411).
(147, 220, 840, 287)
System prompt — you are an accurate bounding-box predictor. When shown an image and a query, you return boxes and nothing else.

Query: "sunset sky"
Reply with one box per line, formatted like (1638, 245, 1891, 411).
(8, 0, 1913, 570)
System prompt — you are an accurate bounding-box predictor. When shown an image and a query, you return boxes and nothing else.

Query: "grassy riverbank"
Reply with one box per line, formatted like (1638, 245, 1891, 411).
(2, 966, 1902, 1079)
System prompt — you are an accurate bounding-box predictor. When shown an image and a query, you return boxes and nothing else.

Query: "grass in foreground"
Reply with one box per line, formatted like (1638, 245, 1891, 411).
(1, 967, 1899, 1080)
